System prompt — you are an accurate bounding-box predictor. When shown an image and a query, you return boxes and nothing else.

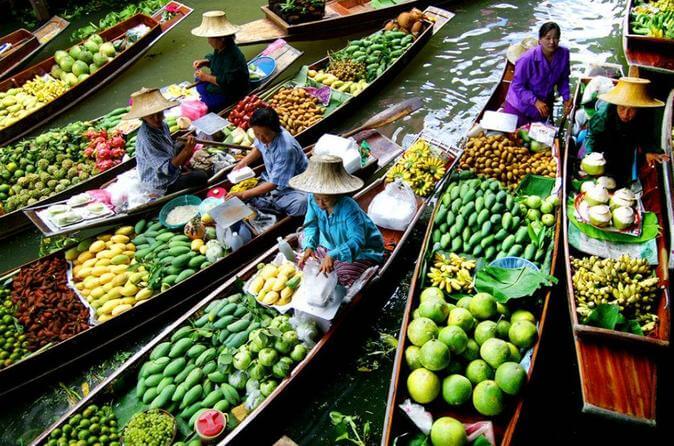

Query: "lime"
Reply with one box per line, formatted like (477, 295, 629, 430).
(442, 374, 473, 406)
(438, 325, 468, 354)
(419, 299, 450, 325)
(419, 339, 451, 371)
(407, 317, 438, 346)
(479, 338, 510, 369)
(405, 345, 423, 370)
(407, 368, 441, 404)
(448, 308, 476, 333)
(465, 359, 493, 385)
(472, 380, 505, 416)
(6, 162, 17, 173)
(474, 320, 497, 346)
(460, 339, 480, 362)
(495, 319, 511, 339)
(420, 287, 445, 303)
(495, 362, 527, 395)
(508, 320, 537, 349)
(468, 293, 497, 320)
(511, 309, 536, 323)
(430, 417, 467, 446)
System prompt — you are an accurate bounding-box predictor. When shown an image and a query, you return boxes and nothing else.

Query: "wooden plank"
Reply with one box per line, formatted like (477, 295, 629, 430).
(236, 19, 288, 46)
(622, 0, 674, 74)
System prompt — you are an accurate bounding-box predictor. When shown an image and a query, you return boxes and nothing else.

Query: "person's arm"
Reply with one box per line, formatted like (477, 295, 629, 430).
(235, 146, 261, 170)
(299, 199, 319, 268)
(171, 135, 195, 168)
(229, 181, 276, 200)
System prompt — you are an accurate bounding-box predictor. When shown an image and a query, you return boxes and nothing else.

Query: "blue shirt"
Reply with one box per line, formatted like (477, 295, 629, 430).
(256, 128, 308, 191)
(135, 121, 179, 194)
(302, 195, 384, 263)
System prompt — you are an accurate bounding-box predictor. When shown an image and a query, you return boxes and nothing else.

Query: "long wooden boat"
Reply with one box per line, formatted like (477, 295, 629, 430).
(0, 2, 193, 147)
(561, 76, 671, 426)
(0, 40, 302, 242)
(622, 0, 674, 73)
(228, 6, 454, 148)
(662, 88, 674, 269)
(0, 16, 70, 80)
(28, 145, 465, 444)
(382, 60, 562, 445)
(0, 128, 403, 398)
(235, 0, 451, 46)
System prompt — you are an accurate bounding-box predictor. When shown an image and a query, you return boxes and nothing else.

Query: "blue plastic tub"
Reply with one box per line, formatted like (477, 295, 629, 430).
(248, 56, 276, 87)
(489, 256, 540, 272)
(159, 195, 202, 230)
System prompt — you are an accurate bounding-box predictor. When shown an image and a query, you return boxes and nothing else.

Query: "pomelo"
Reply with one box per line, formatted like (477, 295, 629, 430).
(448, 308, 476, 333)
(419, 339, 451, 371)
(63, 73, 78, 87)
(407, 317, 438, 346)
(496, 319, 511, 339)
(54, 50, 68, 63)
(506, 342, 522, 362)
(480, 338, 510, 369)
(58, 56, 74, 73)
(405, 345, 422, 370)
(461, 339, 480, 362)
(468, 293, 497, 320)
(77, 74, 89, 83)
(90, 34, 104, 45)
(442, 374, 473, 406)
(89, 63, 98, 74)
(93, 52, 108, 68)
(419, 300, 450, 325)
(68, 45, 82, 61)
(78, 50, 93, 64)
(509, 320, 537, 349)
(474, 320, 497, 346)
(50, 65, 63, 79)
(495, 362, 527, 396)
(99, 42, 116, 58)
(420, 286, 445, 303)
(456, 296, 472, 309)
(438, 325, 468, 354)
(511, 309, 536, 323)
(407, 368, 440, 404)
(412, 308, 421, 320)
(430, 417, 467, 446)
(465, 359, 493, 385)
(472, 380, 505, 416)
(84, 40, 99, 53)
(496, 302, 510, 317)
(72, 60, 89, 77)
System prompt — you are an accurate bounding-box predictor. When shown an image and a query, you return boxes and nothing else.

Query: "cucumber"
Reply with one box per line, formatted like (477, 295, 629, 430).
(233, 306, 247, 318)
(186, 344, 207, 359)
(169, 338, 193, 358)
(150, 342, 171, 360)
(214, 315, 236, 329)
(202, 360, 217, 375)
(180, 384, 203, 409)
(194, 313, 210, 328)
(134, 219, 147, 235)
(227, 319, 251, 333)
(175, 363, 196, 383)
(226, 331, 250, 348)
(171, 326, 192, 342)
(163, 358, 187, 377)
(142, 387, 159, 404)
(195, 347, 216, 366)
(156, 376, 173, 393)
(184, 368, 203, 388)
(172, 383, 189, 402)
(176, 269, 196, 283)
(168, 246, 191, 256)
(502, 235, 516, 252)
(189, 255, 207, 269)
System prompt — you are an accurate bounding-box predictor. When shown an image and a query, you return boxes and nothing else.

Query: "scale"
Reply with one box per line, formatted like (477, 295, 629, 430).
(192, 113, 230, 136)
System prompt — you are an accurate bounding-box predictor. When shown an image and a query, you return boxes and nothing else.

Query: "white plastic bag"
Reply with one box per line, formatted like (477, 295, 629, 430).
(314, 133, 361, 173)
(300, 258, 337, 307)
(104, 168, 153, 211)
(368, 179, 417, 231)
(581, 76, 614, 104)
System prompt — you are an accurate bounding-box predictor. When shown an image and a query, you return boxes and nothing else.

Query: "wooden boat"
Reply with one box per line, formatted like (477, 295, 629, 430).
(0, 16, 70, 80)
(661, 87, 674, 269)
(622, 0, 674, 73)
(382, 60, 562, 445)
(0, 127, 405, 398)
(228, 6, 454, 148)
(561, 76, 671, 426)
(0, 40, 303, 242)
(29, 139, 464, 444)
(235, 0, 451, 46)
(0, 2, 193, 147)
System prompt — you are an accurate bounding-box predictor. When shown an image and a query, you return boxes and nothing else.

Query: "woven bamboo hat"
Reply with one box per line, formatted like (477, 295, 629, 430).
(191, 11, 240, 38)
(506, 37, 538, 64)
(598, 77, 664, 108)
(289, 154, 364, 195)
(123, 87, 178, 120)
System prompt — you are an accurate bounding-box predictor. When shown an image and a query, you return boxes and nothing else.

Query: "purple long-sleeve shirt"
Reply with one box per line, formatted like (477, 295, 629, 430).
(504, 45, 571, 125)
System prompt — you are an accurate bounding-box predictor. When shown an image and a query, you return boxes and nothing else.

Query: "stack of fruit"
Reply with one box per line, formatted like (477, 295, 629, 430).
(51, 34, 117, 86)
(0, 84, 61, 130)
(630, 0, 674, 38)
(405, 289, 538, 417)
(426, 253, 476, 294)
(307, 69, 369, 95)
(266, 87, 325, 135)
(82, 128, 127, 172)
(46, 404, 120, 446)
(386, 139, 446, 196)
(228, 94, 268, 130)
(248, 262, 302, 306)
(0, 284, 30, 369)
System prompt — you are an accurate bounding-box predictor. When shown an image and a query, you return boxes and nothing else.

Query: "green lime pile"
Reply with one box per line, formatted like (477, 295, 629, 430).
(405, 289, 538, 417)
(0, 285, 29, 368)
(47, 404, 119, 446)
(124, 409, 175, 446)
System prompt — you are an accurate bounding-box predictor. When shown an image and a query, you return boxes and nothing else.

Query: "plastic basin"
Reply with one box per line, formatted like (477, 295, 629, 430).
(159, 194, 202, 230)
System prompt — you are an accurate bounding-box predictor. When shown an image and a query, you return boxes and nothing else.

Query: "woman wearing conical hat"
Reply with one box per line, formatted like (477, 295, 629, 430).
(291, 155, 384, 287)
(125, 88, 208, 195)
(191, 11, 250, 112)
(583, 77, 668, 184)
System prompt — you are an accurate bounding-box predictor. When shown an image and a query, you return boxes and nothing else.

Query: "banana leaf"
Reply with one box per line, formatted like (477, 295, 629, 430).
(474, 265, 557, 302)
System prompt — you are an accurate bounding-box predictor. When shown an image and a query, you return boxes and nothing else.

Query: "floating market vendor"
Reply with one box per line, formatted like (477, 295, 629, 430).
(582, 76, 668, 184)
(503, 22, 572, 126)
(227, 107, 308, 216)
(292, 155, 385, 287)
(126, 88, 208, 195)
(191, 11, 250, 113)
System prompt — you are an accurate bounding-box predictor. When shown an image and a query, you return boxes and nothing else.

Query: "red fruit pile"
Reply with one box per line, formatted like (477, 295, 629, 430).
(83, 129, 127, 172)
(228, 94, 268, 130)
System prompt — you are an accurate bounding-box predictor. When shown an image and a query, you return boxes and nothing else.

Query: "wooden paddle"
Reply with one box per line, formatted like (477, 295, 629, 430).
(177, 136, 250, 151)
(342, 97, 423, 137)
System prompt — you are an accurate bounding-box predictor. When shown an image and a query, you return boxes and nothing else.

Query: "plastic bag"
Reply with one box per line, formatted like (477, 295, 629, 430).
(212, 151, 236, 172)
(368, 179, 417, 230)
(581, 76, 614, 104)
(289, 311, 321, 348)
(300, 258, 337, 308)
(314, 134, 362, 173)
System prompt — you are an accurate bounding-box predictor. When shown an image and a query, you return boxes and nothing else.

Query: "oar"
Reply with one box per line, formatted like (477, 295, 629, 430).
(177, 136, 250, 151)
(342, 97, 423, 137)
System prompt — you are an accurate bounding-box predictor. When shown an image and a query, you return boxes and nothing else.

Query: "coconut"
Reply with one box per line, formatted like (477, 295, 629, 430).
(596, 176, 616, 191)
(610, 188, 636, 209)
(580, 181, 595, 194)
(612, 206, 635, 229)
(397, 12, 412, 30)
(177, 117, 192, 130)
(581, 152, 606, 176)
(584, 184, 609, 206)
(589, 205, 612, 227)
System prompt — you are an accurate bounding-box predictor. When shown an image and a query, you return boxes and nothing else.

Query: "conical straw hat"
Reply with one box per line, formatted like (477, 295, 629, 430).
(123, 87, 178, 120)
(289, 154, 364, 195)
(506, 37, 538, 65)
(598, 77, 664, 108)
(191, 11, 240, 38)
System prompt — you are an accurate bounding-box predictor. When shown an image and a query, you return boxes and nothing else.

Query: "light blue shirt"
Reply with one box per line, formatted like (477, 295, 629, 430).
(302, 194, 384, 263)
(255, 127, 307, 191)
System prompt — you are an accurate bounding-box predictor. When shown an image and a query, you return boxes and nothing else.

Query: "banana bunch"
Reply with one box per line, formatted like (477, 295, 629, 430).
(22, 76, 68, 103)
(571, 255, 660, 331)
(427, 252, 476, 293)
(386, 139, 446, 197)
(230, 177, 259, 193)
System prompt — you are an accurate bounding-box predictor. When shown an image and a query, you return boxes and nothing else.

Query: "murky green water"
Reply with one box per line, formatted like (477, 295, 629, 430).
(3, 0, 662, 445)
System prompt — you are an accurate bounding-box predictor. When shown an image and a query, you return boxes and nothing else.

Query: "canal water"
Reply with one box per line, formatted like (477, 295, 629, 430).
(3, 0, 664, 445)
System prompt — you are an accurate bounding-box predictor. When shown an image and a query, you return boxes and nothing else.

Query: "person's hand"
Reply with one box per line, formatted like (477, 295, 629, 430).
(319, 255, 334, 275)
(226, 190, 248, 201)
(234, 159, 248, 171)
(182, 135, 196, 153)
(298, 248, 314, 269)
(563, 98, 573, 116)
(535, 99, 550, 118)
(646, 153, 670, 167)
(193, 59, 208, 69)
(194, 70, 206, 81)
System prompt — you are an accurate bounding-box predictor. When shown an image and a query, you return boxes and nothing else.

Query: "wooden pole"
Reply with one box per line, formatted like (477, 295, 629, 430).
(29, 0, 50, 22)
